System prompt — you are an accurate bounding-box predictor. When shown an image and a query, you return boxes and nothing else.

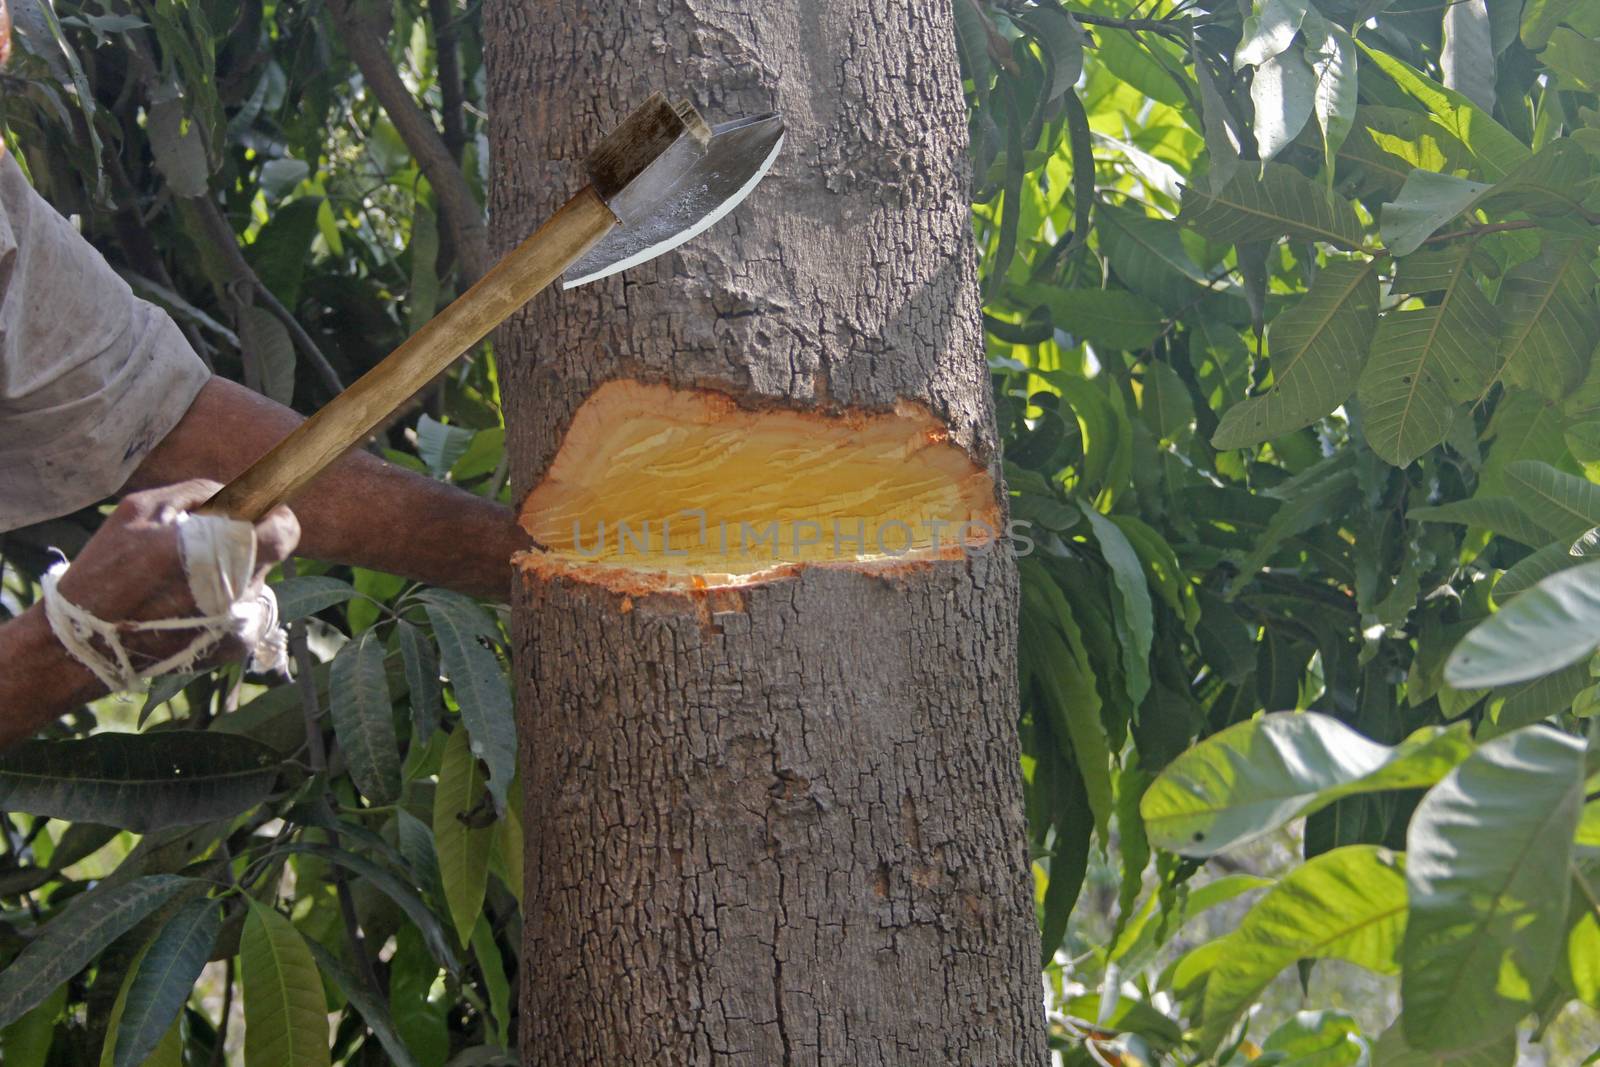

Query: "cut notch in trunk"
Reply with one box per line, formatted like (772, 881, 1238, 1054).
(515, 380, 1000, 591)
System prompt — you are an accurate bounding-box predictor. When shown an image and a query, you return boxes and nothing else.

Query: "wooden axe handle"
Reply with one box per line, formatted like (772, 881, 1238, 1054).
(202, 186, 617, 522)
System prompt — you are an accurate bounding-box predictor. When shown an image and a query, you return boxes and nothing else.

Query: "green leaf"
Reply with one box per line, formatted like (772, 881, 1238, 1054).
(1495, 541, 1580, 601)
(240, 899, 331, 1067)
(1489, 239, 1600, 402)
(0, 984, 65, 1067)
(1236, 0, 1309, 69)
(1085, 510, 1154, 711)
(435, 728, 493, 949)
(1443, 0, 1497, 112)
(1360, 44, 1529, 180)
(1020, 285, 1165, 351)
(1142, 712, 1472, 856)
(470, 919, 512, 1049)
(146, 86, 209, 198)
(1545, 27, 1600, 92)
(1492, 658, 1591, 729)
(1523, 0, 1585, 49)
(1020, 5, 1084, 101)
(1370, 1023, 1516, 1066)
(407, 205, 441, 335)
(1306, 21, 1358, 180)
(1100, 205, 1209, 312)
(1445, 561, 1600, 688)
(1358, 251, 1496, 465)
(1261, 1010, 1367, 1067)
(329, 631, 401, 805)
(1179, 162, 1365, 248)
(420, 590, 516, 815)
(1381, 171, 1495, 257)
(1212, 259, 1380, 448)
(0, 733, 282, 833)
(416, 414, 476, 478)
(397, 622, 443, 743)
(111, 898, 218, 1067)
(270, 576, 358, 622)
(303, 939, 420, 1067)
(1019, 564, 1115, 841)
(1401, 727, 1585, 1050)
(0, 875, 192, 1029)
(238, 305, 296, 407)
(273, 843, 458, 975)
(1250, 45, 1316, 160)
(1199, 845, 1407, 1052)
(1409, 495, 1554, 547)
(1505, 460, 1600, 543)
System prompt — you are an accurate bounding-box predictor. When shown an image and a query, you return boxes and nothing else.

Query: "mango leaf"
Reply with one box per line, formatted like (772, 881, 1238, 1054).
(1369, 1023, 1516, 1066)
(240, 899, 330, 1067)
(1235, 0, 1309, 69)
(0, 984, 65, 1067)
(435, 728, 494, 949)
(110, 898, 218, 1067)
(1142, 712, 1472, 855)
(1199, 845, 1407, 1052)
(1489, 240, 1600, 402)
(1100, 205, 1209, 312)
(420, 590, 515, 815)
(1085, 510, 1154, 711)
(1380, 171, 1494, 257)
(329, 631, 401, 805)
(1250, 45, 1315, 160)
(1261, 1010, 1367, 1067)
(1358, 251, 1496, 466)
(1212, 259, 1380, 448)
(1522, 0, 1585, 49)
(304, 939, 420, 1067)
(1445, 561, 1600, 688)
(1495, 542, 1580, 601)
(1021, 285, 1164, 351)
(1306, 19, 1357, 179)
(1179, 162, 1365, 248)
(397, 621, 443, 743)
(0, 733, 282, 833)
(1360, 44, 1528, 180)
(270, 576, 358, 622)
(274, 842, 457, 974)
(1409, 495, 1555, 547)
(238, 305, 295, 407)
(1505, 460, 1600, 543)
(470, 919, 512, 1048)
(1401, 726, 1585, 1050)
(417, 414, 476, 478)
(0, 875, 192, 1028)
(146, 85, 209, 198)
(1492, 659, 1591, 730)
(1545, 27, 1600, 92)
(1442, 0, 1496, 112)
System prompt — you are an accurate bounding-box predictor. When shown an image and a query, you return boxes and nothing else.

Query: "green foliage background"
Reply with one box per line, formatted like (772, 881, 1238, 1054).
(2, 0, 1600, 1063)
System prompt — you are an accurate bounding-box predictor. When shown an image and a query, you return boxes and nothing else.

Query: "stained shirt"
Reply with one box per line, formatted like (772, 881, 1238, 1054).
(0, 150, 209, 531)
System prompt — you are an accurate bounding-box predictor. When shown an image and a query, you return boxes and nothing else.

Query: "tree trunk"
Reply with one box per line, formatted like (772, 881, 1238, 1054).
(484, 3, 1047, 1063)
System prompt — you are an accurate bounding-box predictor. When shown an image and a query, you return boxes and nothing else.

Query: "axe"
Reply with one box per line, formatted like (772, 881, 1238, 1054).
(202, 94, 784, 521)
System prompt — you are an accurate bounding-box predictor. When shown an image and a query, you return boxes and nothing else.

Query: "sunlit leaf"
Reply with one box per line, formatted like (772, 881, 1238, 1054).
(241, 899, 330, 1067)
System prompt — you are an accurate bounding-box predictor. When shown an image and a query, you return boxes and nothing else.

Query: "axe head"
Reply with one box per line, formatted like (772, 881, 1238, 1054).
(564, 94, 784, 289)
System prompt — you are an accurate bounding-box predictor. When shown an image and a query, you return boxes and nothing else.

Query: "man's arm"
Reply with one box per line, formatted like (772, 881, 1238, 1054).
(125, 376, 529, 600)
(0, 481, 300, 746)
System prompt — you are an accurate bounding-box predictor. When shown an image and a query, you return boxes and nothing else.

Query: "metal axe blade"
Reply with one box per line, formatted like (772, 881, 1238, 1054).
(563, 113, 785, 289)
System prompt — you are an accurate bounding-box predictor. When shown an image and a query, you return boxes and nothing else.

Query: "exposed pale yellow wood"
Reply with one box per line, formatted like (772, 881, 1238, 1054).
(204, 186, 617, 521)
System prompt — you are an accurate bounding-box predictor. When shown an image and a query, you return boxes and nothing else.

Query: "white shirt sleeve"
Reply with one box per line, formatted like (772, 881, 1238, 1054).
(0, 150, 211, 532)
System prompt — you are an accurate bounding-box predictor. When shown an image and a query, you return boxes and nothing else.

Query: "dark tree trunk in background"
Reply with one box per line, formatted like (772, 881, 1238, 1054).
(484, 2, 1048, 1063)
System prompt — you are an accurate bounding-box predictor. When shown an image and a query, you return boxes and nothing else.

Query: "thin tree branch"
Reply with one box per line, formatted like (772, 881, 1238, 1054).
(328, 0, 489, 285)
(428, 0, 468, 163)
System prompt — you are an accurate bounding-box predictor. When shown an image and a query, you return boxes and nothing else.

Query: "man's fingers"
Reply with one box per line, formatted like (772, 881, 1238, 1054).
(253, 504, 301, 568)
(116, 478, 226, 522)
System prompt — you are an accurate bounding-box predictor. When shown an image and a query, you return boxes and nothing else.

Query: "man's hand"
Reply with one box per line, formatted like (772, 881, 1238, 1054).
(0, 480, 299, 746)
(55, 479, 299, 672)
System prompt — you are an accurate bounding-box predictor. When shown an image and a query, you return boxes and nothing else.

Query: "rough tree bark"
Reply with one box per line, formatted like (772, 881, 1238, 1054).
(484, 2, 1048, 1063)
